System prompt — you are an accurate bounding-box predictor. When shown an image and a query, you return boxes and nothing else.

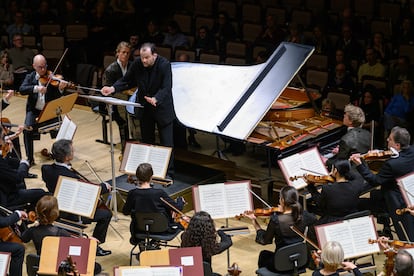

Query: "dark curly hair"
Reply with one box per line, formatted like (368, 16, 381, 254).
(181, 211, 219, 260)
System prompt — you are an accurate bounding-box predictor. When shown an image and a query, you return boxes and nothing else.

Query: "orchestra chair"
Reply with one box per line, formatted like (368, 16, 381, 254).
(203, 261, 213, 276)
(26, 253, 40, 276)
(129, 212, 182, 265)
(256, 242, 308, 276)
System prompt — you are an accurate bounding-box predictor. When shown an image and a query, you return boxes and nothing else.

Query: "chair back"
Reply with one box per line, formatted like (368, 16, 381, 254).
(343, 210, 371, 220)
(273, 242, 308, 272)
(135, 212, 170, 233)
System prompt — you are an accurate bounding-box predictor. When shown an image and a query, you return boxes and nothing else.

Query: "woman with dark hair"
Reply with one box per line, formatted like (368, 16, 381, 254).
(307, 159, 365, 225)
(180, 211, 232, 266)
(243, 185, 316, 273)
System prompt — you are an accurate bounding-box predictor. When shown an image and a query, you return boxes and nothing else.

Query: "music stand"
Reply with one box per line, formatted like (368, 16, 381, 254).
(79, 94, 142, 221)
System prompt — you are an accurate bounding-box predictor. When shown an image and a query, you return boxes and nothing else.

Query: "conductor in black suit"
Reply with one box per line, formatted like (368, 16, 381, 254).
(101, 42, 175, 179)
(350, 126, 414, 241)
(41, 139, 113, 256)
(19, 54, 68, 166)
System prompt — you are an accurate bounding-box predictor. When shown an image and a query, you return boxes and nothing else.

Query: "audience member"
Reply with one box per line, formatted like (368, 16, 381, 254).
(335, 24, 363, 66)
(255, 14, 286, 52)
(383, 80, 414, 135)
(307, 24, 332, 56)
(0, 51, 14, 89)
(359, 85, 382, 145)
(212, 11, 237, 60)
(285, 22, 305, 44)
(141, 19, 165, 45)
(41, 139, 112, 256)
(162, 20, 190, 52)
(367, 32, 391, 64)
(7, 34, 34, 90)
(243, 185, 316, 273)
(328, 49, 355, 78)
(326, 63, 356, 97)
(357, 47, 386, 84)
(181, 211, 232, 269)
(31, 0, 58, 34)
(396, 16, 414, 46)
(59, 0, 86, 27)
(6, 11, 33, 45)
(128, 33, 141, 61)
(388, 56, 414, 94)
(193, 25, 217, 59)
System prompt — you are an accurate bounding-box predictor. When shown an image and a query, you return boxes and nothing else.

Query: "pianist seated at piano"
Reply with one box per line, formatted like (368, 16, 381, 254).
(325, 104, 371, 170)
(306, 159, 369, 225)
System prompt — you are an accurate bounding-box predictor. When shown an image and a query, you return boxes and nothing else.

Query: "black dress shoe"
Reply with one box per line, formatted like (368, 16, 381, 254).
(26, 173, 38, 179)
(96, 246, 111, 256)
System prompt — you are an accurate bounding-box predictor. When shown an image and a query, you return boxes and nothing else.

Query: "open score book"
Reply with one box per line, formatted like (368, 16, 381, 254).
(278, 146, 329, 189)
(398, 172, 414, 206)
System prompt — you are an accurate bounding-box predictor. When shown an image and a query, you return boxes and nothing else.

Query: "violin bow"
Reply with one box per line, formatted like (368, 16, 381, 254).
(45, 48, 68, 88)
(159, 197, 190, 219)
(246, 187, 272, 209)
(290, 225, 321, 251)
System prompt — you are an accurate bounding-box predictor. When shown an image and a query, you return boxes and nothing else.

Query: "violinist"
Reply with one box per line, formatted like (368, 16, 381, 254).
(350, 126, 414, 241)
(0, 207, 27, 276)
(0, 125, 47, 210)
(242, 185, 316, 273)
(306, 159, 368, 225)
(122, 163, 185, 249)
(19, 54, 68, 166)
(41, 139, 112, 257)
(375, 236, 414, 276)
(181, 211, 232, 273)
(21, 195, 103, 275)
(325, 104, 370, 170)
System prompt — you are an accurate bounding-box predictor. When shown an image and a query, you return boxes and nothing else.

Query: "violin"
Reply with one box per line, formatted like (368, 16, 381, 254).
(289, 174, 335, 184)
(368, 238, 414, 249)
(160, 197, 190, 229)
(235, 207, 282, 219)
(227, 262, 242, 276)
(396, 208, 413, 215)
(39, 71, 76, 88)
(360, 149, 397, 161)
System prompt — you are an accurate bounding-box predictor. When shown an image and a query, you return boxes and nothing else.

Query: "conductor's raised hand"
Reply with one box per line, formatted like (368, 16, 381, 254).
(101, 86, 115, 96)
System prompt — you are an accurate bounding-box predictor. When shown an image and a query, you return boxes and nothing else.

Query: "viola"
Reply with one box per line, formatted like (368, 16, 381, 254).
(0, 226, 22, 243)
(368, 238, 414, 249)
(289, 174, 335, 184)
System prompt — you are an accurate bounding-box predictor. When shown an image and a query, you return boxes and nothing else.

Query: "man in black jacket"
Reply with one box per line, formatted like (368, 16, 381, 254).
(101, 42, 175, 179)
(19, 54, 68, 166)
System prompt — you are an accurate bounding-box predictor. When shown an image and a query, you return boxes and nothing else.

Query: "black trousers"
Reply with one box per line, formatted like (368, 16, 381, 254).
(0, 242, 24, 276)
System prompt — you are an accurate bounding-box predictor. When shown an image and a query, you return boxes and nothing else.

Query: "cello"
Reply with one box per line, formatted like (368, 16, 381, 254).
(0, 205, 23, 243)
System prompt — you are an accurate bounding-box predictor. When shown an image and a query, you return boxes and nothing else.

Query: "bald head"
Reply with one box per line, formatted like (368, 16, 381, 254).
(32, 54, 48, 75)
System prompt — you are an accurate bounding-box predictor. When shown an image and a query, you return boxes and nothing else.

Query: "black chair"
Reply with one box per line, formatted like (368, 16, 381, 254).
(26, 253, 40, 276)
(256, 242, 308, 276)
(203, 261, 213, 276)
(129, 212, 182, 265)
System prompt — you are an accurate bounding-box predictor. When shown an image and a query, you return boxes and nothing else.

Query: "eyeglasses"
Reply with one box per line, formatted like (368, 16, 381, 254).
(35, 64, 48, 70)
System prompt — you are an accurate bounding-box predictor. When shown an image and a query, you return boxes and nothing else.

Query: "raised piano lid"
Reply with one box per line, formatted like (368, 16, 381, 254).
(172, 42, 315, 140)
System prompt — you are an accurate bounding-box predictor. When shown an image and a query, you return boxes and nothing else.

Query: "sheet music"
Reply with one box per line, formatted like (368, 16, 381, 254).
(56, 115, 77, 140)
(398, 172, 414, 206)
(317, 216, 380, 259)
(278, 147, 328, 190)
(0, 253, 10, 276)
(54, 176, 101, 218)
(196, 181, 253, 219)
(122, 143, 171, 178)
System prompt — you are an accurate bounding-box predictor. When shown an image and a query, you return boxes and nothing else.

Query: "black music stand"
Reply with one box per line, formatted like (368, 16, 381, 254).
(79, 94, 142, 221)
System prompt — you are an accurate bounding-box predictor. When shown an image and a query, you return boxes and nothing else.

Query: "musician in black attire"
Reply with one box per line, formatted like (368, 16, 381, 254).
(243, 185, 316, 273)
(122, 163, 184, 245)
(0, 126, 47, 209)
(101, 42, 176, 179)
(19, 54, 68, 166)
(350, 126, 414, 241)
(307, 159, 368, 225)
(41, 139, 112, 257)
(0, 209, 27, 276)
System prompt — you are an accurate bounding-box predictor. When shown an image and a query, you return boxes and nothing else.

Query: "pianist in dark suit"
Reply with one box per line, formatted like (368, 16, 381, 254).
(350, 126, 414, 241)
(325, 104, 371, 169)
(41, 139, 113, 257)
(19, 54, 67, 165)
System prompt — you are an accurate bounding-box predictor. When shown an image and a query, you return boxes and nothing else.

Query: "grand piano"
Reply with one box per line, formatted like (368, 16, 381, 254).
(172, 42, 346, 163)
